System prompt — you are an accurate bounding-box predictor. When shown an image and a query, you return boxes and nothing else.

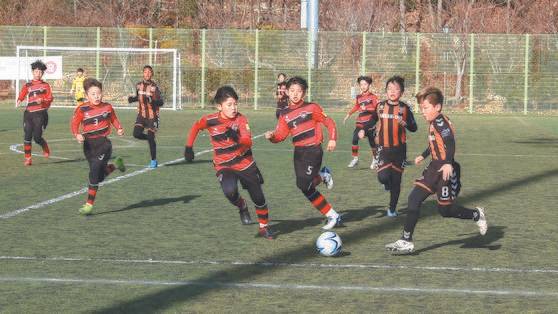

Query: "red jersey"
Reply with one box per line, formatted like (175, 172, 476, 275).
(348, 91, 379, 127)
(376, 100, 417, 148)
(186, 112, 254, 172)
(17, 80, 53, 112)
(71, 102, 122, 139)
(269, 101, 337, 147)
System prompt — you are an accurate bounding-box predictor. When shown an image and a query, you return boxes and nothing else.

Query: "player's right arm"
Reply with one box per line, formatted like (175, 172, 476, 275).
(343, 101, 359, 124)
(266, 115, 290, 143)
(16, 84, 29, 107)
(128, 84, 139, 103)
(184, 116, 209, 162)
(70, 106, 85, 143)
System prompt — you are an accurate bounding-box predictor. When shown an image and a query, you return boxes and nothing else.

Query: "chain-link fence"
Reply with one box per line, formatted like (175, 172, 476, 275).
(2, 25, 558, 113)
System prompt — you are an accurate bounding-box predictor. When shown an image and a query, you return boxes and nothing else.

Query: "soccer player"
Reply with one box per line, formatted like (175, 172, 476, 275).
(71, 78, 126, 215)
(274, 72, 287, 101)
(342, 75, 379, 169)
(16, 60, 53, 166)
(385, 87, 487, 254)
(128, 65, 164, 168)
(184, 86, 274, 239)
(264, 76, 342, 230)
(275, 81, 288, 119)
(70, 68, 86, 105)
(375, 76, 418, 217)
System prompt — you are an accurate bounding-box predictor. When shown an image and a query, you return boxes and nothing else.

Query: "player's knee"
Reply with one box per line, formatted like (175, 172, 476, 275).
(377, 171, 390, 185)
(147, 131, 156, 141)
(33, 136, 44, 145)
(132, 127, 144, 139)
(437, 205, 453, 217)
(296, 178, 313, 194)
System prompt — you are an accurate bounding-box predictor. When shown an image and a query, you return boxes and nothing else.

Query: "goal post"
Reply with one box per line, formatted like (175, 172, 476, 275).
(15, 46, 180, 110)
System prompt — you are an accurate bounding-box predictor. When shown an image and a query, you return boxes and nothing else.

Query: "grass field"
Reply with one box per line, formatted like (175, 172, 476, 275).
(0, 105, 557, 313)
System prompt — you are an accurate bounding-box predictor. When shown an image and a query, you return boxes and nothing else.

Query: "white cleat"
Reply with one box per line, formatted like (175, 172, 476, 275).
(475, 207, 488, 236)
(320, 167, 334, 189)
(371, 157, 379, 170)
(347, 157, 359, 168)
(385, 239, 414, 254)
(322, 215, 342, 230)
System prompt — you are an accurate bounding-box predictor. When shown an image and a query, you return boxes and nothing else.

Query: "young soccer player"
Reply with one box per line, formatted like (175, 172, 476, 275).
(184, 86, 274, 239)
(275, 81, 288, 119)
(343, 75, 379, 169)
(264, 76, 342, 230)
(274, 72, 287, 101)
(128, 65, 164, 168)
(16, 60, 53, 166)
(375, 76, 418, 217)
(70, 68, 86, 105)
(71, 78, 126, 215)
(385, 87, 487, 254)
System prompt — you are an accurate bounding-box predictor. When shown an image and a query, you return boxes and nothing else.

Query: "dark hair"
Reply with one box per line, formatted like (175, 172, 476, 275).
(31, 60, 47, 71)
(416, 87, 444, 109)
(277, 73, 286, 79)
(214, 86, 238, 104)
(77, 68, 84, 73)
(357, 76, 372, 84)
(286, 76, 308, 92)
(143, 65, 154, 73)
(83, 78, 102, 93)
(385, 75, 405, 93)
(278, 82, 287, 88)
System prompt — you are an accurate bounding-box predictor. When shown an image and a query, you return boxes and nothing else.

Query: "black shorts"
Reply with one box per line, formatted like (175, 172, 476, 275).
(293, 145, 323, 189)
(376, 144, 406, 172)
(23, 110, 48, 131)
(83, 137, 112, 162)
(352, 125, 375, 148)
(415, 161, 462, 205)
(216, 164, 264, 190)
(135, 114, 159, 131)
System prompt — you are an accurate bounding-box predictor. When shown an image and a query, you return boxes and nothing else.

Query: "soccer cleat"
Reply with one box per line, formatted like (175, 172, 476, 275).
(347, 157, 359, 168)
(238, 200, 253, 225)
(387, 208, 398, 217)
(322, 215, 342, 230)
(370, 157, 379, 170)
(43, 149, 50, 158)
(149, 159, 158, 168)
(385, 239, 414, 254)
(79, 203, 93, 215)
(475, 207, 488, 235)
(24, 158, 32, 166)
(114, 157, 126, 172)
(257, 226, 276, 240)
(320, 166, 334, 189)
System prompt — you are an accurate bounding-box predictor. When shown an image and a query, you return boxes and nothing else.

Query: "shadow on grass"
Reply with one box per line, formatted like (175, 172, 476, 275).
(164, 159, 212, 167)
(410, 225, 505, 255)
(512, 137, 558, 146)
(94, 168, 558, 313)
(91, 195, 200, 216)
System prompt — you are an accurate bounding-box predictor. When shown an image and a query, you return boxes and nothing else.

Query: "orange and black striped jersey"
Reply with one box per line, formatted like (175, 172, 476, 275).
(71, 102, 122, 139)
(375, 100, 417, 148)
(128, 80, 163, 119)
(186, 112, 255, 172)
(270, 101, 337, 147)
(421, 114, 456, 164)
(17, 80, 53, 112)
(348, 91, 379, 127)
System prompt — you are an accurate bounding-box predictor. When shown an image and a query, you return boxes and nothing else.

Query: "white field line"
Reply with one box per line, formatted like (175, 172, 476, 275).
(0, 276, 555, 297)
(1, 134, 263, 219)
(1, 255, 557, 275)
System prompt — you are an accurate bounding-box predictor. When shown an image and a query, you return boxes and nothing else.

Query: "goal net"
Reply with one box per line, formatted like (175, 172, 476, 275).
(15, 46, 180, 110)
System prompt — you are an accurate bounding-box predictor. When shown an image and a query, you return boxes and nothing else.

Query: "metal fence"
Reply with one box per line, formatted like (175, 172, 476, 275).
(2, 25, 558, 113)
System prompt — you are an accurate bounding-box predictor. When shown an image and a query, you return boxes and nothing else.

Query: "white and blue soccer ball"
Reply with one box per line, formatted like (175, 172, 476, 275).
(316, 231, 342, 257)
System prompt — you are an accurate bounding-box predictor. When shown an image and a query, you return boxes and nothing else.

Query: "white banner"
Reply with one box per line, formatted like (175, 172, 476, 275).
(0, 56, 63, 80)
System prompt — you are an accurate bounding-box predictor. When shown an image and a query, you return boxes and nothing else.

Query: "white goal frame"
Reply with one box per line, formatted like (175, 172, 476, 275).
(16, 45, 181, 110)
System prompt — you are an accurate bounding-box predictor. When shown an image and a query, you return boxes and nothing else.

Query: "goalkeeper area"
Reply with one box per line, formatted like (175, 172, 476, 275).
(15, 46, 180, 110)
(0, 106, 557, 312)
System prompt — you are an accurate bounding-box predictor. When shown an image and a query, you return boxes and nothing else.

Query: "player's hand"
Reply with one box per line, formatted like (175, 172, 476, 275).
(438, 163, 453, 181)
(117, 128, 124, 136)
(326, 140, 336, 152)
(225, 128, 239, 142)
(358, 129, 365, 139)
(343, 115, 349, 125)
(398, 117, 407, 127)
(264, 131, 274, 140)
(16, 100, 21, 108)
(75, 134, 84, 143)
(184, 146, 194, 162)
(127, 96, 134, 103)
(414, 155, 424, 165)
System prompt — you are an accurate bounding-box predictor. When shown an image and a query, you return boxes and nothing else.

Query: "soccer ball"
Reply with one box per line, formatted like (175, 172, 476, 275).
(316, 231, 342, 257)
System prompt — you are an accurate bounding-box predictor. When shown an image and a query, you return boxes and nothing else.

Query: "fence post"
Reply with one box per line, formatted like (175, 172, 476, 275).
(254, 29, 259, 110)
(469, 34, 475, 114)
(415, 33, 421, 111)
(96, 27, 100, 78)
(200, 29, 206, 109)
(307, 30, 312, 102)
(360, 32, 366, 75)
(524, 34, 530, 115)
(149, 27, 153, 65)
(43, 26, 47, 57)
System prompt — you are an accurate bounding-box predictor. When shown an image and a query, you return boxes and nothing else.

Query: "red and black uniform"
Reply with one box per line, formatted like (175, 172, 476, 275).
(18, 79, 53, 160)
(402, 114, 479, 241)
(375, 100, 417, 212)
(276, 86, 289, 119)
(71, 102, 122, 206)
(269, 100, 337, 216)
(128, 80, 163, 160)
(186, 112, 269, 227)
(348, 91, 378, 156)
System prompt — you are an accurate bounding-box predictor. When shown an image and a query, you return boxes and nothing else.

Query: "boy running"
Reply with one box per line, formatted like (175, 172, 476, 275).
(385, 87, 487, 254)
(17, 60, 53, 166)
(71, 78, 126, 215)
(264, 76, 342, 230)
(184, 86, 274, 239)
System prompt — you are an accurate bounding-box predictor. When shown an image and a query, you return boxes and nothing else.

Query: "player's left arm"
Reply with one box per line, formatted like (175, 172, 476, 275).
(313, 104, 337, 151)
(237, 116, 253, 149)
(43, 84, 53, 108)
(109, 106, 124, 135)
(152, 84, 164, 107)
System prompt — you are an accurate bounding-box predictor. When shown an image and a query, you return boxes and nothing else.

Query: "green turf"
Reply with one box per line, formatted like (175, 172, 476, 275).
(0, 105, 557, 313)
